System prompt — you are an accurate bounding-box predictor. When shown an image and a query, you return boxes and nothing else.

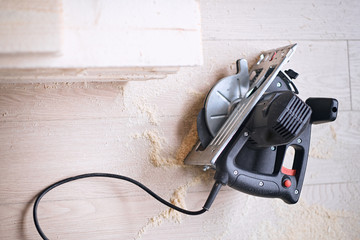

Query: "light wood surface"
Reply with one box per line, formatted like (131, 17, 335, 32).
(0, 0, 202, 82)
(0, 0, 359, 239)
(0, 0, 62, 54)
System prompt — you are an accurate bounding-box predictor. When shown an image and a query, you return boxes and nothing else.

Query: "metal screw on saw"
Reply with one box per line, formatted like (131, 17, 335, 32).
(233, 170, 238, 175)
(276, 82, 282, 88)
(259, 181, 264, 187)
(203, 166, 210, 172)
(244, 132, 249, 137)
(271, 146, 276, 151)
(295, 189, 299, 195)
(297, 138, 302, 144)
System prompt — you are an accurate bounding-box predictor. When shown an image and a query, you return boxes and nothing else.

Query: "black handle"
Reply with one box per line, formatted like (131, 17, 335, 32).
(214, 126, 311, 204)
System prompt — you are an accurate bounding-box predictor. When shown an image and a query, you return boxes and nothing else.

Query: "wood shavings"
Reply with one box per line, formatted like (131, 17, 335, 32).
(174, 120, 199, 165)
(136, 99, 160, 126)
(135, 173, 210, 239)
(142, 130, 175, 166)
(121, 82, 161, 125)
(330, 125, 337, 140)
(186, 88, 206, 98)
(142, 119, 199, 167)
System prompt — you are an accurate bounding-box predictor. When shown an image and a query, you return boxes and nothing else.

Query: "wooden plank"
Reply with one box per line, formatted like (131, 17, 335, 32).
(0, 182, 358, 239)
(0, 0, 62, 54)
(0, 40, 350, 122)
(0, 0, 202, 82)
(0, 0, 202, 69)
(201, 0, 360, 40)
(349, 40, 360, 110)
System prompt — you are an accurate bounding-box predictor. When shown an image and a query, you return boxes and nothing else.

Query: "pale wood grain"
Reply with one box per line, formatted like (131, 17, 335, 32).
(0, 0, 202, 69)
(0, 0, 202, 82)
(0, 116, 210, 204)
(0, 111, 358, 205)
(201, 0, 360, 40)
(0, 0, 62, 53)
(0, 48, 356, 239)
(349, 40, 360, 110)
(0, 0, 359, 239)
(0, 183, 358, 240)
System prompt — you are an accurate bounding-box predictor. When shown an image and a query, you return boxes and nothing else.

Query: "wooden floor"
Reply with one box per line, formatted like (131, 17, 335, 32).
(1, 0, 360, 239)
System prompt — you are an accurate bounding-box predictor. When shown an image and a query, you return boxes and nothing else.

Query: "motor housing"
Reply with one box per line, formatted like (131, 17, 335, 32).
(247, 91, 312, 148)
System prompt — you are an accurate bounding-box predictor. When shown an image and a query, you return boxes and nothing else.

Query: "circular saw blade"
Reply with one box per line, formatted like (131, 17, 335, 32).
(204, 59, 249, 137)
(205, 75, 242, 137)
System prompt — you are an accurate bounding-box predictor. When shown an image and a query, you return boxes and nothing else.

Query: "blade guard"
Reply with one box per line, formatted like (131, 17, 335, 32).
(184, 44, 298, 166)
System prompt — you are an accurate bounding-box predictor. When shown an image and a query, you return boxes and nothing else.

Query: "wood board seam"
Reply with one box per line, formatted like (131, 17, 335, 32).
(347, 40, 353, 111)
(0, 115, 180, 124)
(0, 110, 357, 124)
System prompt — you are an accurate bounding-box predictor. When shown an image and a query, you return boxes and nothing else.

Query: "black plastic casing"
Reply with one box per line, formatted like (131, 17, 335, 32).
(305, 98, 338, 124)
(200, 71, 338, 204)
(212, 74, 312, 204)
(214, 123, 311, 204)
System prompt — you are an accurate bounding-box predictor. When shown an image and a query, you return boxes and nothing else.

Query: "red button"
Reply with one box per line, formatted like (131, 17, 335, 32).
(283, 179, 292, 188)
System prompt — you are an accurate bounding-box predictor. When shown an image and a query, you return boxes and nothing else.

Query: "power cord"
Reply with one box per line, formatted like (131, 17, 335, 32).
(33, 172, 222, 240)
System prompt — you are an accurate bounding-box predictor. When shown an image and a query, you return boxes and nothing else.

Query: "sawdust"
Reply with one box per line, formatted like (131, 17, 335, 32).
(309, 125, 337, 159)
(254, 200, 360, 240)
(136, 99, 160, 126)
(309, 140, 331, 159)
(142, 130, 173, 166)
(174, 120, 199, 165)
(142, 120, 199, 167)
(330, 125, 337, 140)
(186, 88, 206, 98)
(133, 89, 214, 238)
(135, 172, 212, 239)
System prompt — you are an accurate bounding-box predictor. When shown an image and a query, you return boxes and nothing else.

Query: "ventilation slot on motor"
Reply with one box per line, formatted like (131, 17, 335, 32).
(273, 96, 311, 141)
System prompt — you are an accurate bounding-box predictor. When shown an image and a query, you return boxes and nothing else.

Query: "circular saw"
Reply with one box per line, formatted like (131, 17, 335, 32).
(185, 44, 338, 204)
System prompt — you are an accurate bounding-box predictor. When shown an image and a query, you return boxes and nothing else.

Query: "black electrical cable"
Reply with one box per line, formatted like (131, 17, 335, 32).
(33, 173, 221, 240)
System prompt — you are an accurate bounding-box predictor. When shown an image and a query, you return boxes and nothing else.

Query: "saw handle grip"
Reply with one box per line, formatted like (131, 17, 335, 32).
(214, 125, 311, 204)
